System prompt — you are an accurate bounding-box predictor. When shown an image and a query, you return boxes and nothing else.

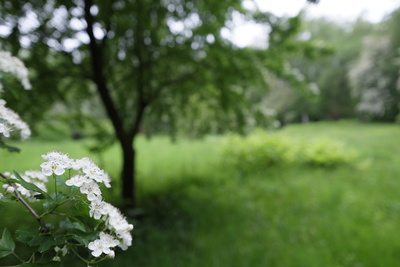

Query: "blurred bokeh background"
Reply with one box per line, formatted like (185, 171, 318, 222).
(1, 0, 400, 266)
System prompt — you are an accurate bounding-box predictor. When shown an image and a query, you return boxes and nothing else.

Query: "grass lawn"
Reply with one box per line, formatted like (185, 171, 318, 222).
(1, 120, 400, 266)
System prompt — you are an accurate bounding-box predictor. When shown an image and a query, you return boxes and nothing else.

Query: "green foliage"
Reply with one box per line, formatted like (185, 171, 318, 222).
(296, 138, 357, 167)
(221, 131, 292, 173)
(0, 228, 15, 258)
(0, 175, 90, 264)
(0, 0, 315, 136)
(221, 129, 358, 173)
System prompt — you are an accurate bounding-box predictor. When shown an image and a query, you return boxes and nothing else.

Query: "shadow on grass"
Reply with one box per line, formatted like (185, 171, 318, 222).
(99, 173, 244, 267)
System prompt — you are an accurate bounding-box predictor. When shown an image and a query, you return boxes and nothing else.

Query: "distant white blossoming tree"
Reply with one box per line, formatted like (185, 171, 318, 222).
(0, 51, 133, 266)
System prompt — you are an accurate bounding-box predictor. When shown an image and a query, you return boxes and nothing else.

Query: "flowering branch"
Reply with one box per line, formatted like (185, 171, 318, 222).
(0, 172, 49, 233)
(0, 51, 133, 264)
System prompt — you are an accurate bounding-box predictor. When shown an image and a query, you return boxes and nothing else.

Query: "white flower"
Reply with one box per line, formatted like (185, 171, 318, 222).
(65, 174, 92, 187)
(115, 228, 133, 250)
(0, 51, 31, 90)
(20, 123, 31, 140)
(89, 198, 109, 220)
(99, 232, 119, 247)
(0, 122, 11, 137)
(102, 202, 119, 216)
(3, 184, 14, 193)
(40, 161, 65, 176)
(104, 205, 133, 232)
(108, 213, 131, 232)
(107, 250, 115, 258)
(88, 239, 111, 257)
(78, 157, 111, 187)
(24, 170, 49, 183)
(74, 157, 91, 170)
(88, 232, 119, 258)
(101, 172, 111, 188)
(40, 151, 73, 176)
(98, 203, 133, 250)
(87, 199, 133, 252)
(79, 181, 101, 201)
(0, 100, 31, 140)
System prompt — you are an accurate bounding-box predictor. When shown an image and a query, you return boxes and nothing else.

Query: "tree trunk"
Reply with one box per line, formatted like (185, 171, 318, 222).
(84, 0, 138, 207)
(301, 113, 309, 124)
(120, 135, 136, 208)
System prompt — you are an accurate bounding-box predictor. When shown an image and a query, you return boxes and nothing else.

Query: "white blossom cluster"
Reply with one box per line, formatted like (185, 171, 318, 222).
(0, 99, 31, 139)
(87, 198, 134, 255)
(0, 51, 31, 90)
(2, 170, 48, 202)
(40, 152, 111, 188)
(40, 151, 133, 258)
(0, 51, 32, 140)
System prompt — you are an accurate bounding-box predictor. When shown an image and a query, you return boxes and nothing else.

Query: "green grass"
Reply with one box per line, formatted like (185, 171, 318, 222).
(2, 121, 400, 266)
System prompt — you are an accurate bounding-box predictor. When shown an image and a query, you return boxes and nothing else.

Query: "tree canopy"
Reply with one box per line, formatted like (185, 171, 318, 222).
(0, 0, 321, 207)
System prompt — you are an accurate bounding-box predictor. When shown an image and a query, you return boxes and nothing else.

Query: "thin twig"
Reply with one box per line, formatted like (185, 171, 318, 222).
(0, 173, 49, 233)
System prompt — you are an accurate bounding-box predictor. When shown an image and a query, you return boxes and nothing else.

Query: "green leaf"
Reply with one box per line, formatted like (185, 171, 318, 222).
(0, 228, 15, 258)
(2, 228, 15, 251)
(0, 140, 20, 153)
(38, 237, 56, 253)
(59, 217, 87, 232)
(12, 171, 50, 198)
(17, 230, 61, 252)
(55, 176, 66, 186)
(0, 194, 13, 203)
(43, 192, 66, 210)
(22, 234, 64, 253)
(52, 191, 66, 203)
(43, 198, 57, 210)
(27, 235, 50, 246)
(16, 230, 36, 245)
(70, 230, 99, 246)
(0, 244, 12, 258)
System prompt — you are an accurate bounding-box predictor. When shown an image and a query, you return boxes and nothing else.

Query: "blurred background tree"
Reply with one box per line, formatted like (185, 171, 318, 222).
(0, 0, 321, 207)
(269, 18, 377, 123)
(263, 8, 400, 125)
(349, 9, 400, 121)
